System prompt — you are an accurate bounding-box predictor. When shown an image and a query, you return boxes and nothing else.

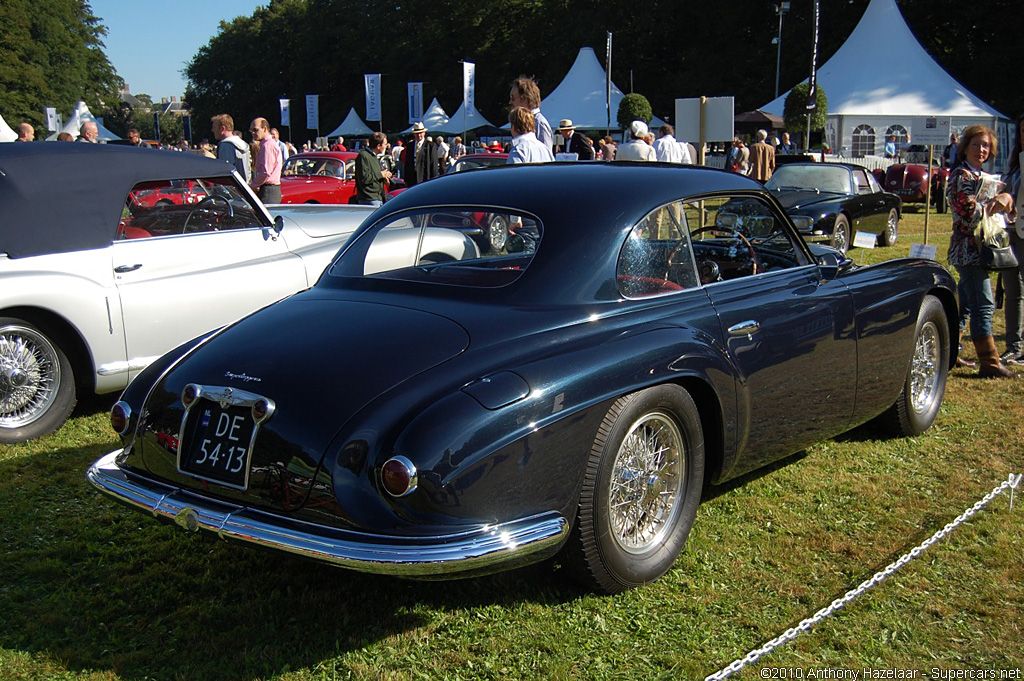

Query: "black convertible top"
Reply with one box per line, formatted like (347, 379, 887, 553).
(0, 143, 237, 258)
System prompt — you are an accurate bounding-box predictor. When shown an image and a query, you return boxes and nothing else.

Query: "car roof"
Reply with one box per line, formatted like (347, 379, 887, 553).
(358, 162, 767, 304)
(0, 143, 238, 258)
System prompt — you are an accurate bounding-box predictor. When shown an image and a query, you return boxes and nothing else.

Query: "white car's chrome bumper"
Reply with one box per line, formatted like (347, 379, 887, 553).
(87, 450, 569, 578)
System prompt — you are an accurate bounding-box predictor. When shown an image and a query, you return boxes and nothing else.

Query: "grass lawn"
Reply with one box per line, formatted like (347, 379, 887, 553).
(1, 206, 1021, 680)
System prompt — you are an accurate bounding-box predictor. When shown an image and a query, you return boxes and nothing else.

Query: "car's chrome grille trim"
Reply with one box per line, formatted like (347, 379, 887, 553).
(88, 450, 568, 577)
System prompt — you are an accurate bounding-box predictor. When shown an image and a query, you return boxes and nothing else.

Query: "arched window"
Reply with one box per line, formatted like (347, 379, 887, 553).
(852, 125, 875, 157)
(885, 124, 908, 141)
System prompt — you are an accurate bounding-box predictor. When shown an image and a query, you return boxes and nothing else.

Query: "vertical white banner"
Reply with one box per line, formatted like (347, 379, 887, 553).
(463, 62, 475, 112)
(408, 82, 423, 124)
(305, 94, 319, 130)
(279, 98, 291, 127)
(45, 107, 58, 132)
(365, 74, 381, 122)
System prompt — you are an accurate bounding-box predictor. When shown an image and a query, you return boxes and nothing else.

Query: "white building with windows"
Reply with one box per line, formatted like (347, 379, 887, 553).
(761, 0, 1009, 166)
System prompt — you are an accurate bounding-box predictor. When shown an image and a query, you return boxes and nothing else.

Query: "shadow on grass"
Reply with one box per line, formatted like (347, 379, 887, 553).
(701, 450, 810, 503)
(0, 442, 581, 680)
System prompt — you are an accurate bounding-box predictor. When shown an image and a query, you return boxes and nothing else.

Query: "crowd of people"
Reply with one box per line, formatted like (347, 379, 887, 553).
(11, 82, 1024, 379)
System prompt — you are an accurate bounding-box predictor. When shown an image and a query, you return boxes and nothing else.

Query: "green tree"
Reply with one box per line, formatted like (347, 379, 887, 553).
(0, 0, 121, 131)
(784, 82, 827, 148)
(617, 93, 652, 130)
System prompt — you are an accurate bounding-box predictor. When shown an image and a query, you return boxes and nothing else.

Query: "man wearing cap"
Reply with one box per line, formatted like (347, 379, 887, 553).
(614, 121, 656, 162)
(557, 119, 594, 160)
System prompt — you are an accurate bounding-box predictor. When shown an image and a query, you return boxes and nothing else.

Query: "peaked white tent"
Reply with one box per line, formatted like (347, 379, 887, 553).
(542, 48, 625, 131)
(521, 47, 666, 139)
(433, 100, 497, 136)
(0, 113, 18, 142)
(46, 101, 121, 141)
(761, 0, 1007, 159)
(401, 98, 450, 135)
(326, 107, 375, 139)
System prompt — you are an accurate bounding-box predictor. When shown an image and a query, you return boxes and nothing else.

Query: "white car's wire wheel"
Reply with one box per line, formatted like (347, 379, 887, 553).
(0, 319, 77, 443)
(565, 385, 704, 593)
(488, 214, 509, 252)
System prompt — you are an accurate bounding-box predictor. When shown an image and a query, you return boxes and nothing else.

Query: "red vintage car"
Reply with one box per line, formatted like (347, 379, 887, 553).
(873, 161, 950, 213)
(130, 178, 210, 208)
(280, 151, 359, 204)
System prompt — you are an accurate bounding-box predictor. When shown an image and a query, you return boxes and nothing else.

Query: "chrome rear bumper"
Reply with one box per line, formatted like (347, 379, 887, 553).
(88, 450, 569, 578)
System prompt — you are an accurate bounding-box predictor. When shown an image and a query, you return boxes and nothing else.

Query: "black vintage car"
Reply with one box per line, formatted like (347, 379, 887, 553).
(89, 162, 956, 594)
(765, 162, 903, 254)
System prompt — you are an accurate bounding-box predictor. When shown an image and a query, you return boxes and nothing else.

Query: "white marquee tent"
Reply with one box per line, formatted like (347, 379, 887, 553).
(432, 100, 497, 136)
(542, 47, 626, 131)
(761, 0, 1008, 161)
(326, 107, 375, 139)
(524, 47, 666, 138)
(401, 98, 450, 135)
(46, 101, 121, 142)
(0, 113, 18, 142)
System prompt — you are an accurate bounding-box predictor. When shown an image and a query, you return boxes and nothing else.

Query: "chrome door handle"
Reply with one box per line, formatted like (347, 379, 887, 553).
(727, 320, 760, 338)
(114, 263, 143, 273)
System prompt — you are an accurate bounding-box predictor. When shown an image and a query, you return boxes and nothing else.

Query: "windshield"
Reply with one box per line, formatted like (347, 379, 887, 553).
(283, 156, 349, 179)
(766, 165, 851, 194)
(328, 208, 541, 287)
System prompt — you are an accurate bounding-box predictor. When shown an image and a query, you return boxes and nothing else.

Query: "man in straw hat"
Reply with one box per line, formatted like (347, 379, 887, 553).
(557, 119, 594, 160)
(402, 122, 439, 186)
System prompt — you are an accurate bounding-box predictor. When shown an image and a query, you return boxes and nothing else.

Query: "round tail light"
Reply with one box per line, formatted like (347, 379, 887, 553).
(381, 456, 418, 497)
(181, 384, 200, 407)
(110, 401, 132, 435)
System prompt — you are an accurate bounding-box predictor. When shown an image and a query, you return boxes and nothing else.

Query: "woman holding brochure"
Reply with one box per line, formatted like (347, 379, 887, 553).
(946, 125, 1017, 378)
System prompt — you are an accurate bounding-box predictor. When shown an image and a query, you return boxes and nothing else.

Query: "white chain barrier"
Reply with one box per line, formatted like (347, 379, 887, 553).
(704, 473, 1023, 681)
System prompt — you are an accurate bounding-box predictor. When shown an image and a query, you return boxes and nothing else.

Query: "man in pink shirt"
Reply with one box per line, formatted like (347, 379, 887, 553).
(249, 117, 283, 203)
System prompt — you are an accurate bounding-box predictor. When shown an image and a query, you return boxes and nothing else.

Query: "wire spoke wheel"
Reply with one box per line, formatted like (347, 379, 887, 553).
(564, 385, 704, 593)
(0, 323, 61, 428)
(909, 320, 941, 414)
(608, 411, 685, 553)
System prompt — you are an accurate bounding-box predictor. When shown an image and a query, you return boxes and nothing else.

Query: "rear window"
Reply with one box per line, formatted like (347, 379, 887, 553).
(328, 208, 541, 287)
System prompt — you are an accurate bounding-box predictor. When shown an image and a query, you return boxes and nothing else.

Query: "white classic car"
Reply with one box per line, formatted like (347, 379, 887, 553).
(0, 144, 476, 443)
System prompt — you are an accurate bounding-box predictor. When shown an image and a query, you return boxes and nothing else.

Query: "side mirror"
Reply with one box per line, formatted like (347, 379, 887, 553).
(262, 215, 285, 241)
(807, 243, 852, 281)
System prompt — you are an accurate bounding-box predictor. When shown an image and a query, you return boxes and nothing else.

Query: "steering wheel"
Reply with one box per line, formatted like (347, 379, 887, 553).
(184, 195, 234, 233)
(688, 225, 762, 279)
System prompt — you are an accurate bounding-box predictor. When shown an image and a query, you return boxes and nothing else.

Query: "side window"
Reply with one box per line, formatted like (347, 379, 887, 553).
(853, 169, 872, 194)
(617, 201, 699, 298)
(689, 196, 804, 284)
(118, 177, 264, 239)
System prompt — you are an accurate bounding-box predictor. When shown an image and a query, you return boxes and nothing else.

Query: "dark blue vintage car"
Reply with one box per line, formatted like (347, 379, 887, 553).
(89, 162, 956, 594)
(766, 162, 903, 254)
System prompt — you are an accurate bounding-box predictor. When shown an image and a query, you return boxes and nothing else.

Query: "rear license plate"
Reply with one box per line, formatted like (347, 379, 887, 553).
(176, 385, 275, 490)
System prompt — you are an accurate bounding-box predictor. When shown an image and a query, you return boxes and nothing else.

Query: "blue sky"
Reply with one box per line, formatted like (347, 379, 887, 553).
(89, 0, 265, 99)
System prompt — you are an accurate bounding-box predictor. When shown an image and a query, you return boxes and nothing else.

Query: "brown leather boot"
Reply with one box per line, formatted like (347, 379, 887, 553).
(973, 335, 1018, 378)
(956, 330, 976, 368)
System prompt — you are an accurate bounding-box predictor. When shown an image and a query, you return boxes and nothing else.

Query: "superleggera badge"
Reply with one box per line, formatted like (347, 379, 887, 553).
(224, 372, 262, 383)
